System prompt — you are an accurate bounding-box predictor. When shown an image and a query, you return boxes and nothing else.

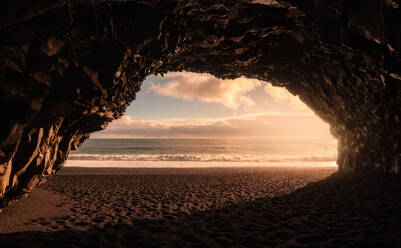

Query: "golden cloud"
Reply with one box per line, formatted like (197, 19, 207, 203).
(149, 71, 261, 110)
(93, 113, 332, 139)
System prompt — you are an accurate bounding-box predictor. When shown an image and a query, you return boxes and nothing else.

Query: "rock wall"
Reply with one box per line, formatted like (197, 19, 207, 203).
(0, 0, 400, 206)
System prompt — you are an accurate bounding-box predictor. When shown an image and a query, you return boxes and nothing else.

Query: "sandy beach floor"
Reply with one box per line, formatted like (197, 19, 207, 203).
(0, 166, 400, 247)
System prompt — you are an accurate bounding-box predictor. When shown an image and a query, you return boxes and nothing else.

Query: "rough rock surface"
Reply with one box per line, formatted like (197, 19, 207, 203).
(0, 0, 400, 206)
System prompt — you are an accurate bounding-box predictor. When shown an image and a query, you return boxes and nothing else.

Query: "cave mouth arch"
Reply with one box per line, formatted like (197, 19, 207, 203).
(66, 71, 337, 169)
(0, 0, 400, 206)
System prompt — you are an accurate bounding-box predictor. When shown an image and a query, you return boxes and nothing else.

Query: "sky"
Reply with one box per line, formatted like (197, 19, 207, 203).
(92, 71, 334, 139)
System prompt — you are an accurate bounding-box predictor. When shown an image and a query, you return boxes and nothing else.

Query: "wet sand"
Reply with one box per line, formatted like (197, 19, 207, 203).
(0, 166, 400, 247)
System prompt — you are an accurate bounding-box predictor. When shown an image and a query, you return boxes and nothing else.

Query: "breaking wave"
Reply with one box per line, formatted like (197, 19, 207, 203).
(69, 153, 336, 162)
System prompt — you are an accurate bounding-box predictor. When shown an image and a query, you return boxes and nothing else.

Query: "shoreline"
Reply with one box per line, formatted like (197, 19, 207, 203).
(64, 160, 338, 168)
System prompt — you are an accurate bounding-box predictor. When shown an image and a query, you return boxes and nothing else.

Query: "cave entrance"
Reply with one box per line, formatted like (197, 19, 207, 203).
(66, 72, 337, 169)
(1, 0, 400, 220)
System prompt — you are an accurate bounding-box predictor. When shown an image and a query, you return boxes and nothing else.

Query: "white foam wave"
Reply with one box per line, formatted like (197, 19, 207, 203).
(69, 153, 336, 162)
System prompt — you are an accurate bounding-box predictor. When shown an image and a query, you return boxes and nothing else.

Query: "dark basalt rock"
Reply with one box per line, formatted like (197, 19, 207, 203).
(0, 0, 400, 206)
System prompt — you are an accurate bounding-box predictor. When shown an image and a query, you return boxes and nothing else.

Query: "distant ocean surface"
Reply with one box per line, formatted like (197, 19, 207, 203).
(66, 139, 338, 168)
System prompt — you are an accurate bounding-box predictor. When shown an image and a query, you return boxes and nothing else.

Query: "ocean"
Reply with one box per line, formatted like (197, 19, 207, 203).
(66, 138, 338, 168)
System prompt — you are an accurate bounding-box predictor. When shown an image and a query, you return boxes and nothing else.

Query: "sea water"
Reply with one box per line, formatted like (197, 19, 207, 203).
(65, 138, 338, 168)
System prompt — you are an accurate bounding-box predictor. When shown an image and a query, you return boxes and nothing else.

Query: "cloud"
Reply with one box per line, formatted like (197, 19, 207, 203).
(263, 84, 310, 111)
(149, 71, 311, 113)
(251, 0, 281, 6)
(149, 71, 261, 110)
(92, 113, 332, 139)
(93, 72, 330, 139)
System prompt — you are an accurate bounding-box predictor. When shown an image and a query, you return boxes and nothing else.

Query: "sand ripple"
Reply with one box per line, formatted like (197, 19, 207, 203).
(0, 167, 400, 247)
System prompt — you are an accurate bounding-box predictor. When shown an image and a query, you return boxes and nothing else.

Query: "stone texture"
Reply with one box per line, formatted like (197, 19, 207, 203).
(0, 0, 400, 206)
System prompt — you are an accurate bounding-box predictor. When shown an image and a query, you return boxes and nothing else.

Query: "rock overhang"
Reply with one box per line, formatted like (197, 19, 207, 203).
(0, 0, 400, 207)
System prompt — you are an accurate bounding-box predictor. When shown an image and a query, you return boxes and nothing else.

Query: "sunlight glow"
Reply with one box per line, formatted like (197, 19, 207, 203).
(94, 71, 333, 140)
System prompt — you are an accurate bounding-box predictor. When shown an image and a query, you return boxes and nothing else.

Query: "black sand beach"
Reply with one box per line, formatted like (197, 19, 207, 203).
(0, 166, 400, 247)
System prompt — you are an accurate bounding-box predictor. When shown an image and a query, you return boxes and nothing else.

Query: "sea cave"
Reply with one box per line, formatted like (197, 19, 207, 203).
(0, 0, 400, 213)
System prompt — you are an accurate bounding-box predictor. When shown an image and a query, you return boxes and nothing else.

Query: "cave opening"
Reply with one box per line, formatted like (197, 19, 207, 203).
(0, 0, 400, 215)
(66, 71, 337, 170)
(0, 1, 400, 246)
